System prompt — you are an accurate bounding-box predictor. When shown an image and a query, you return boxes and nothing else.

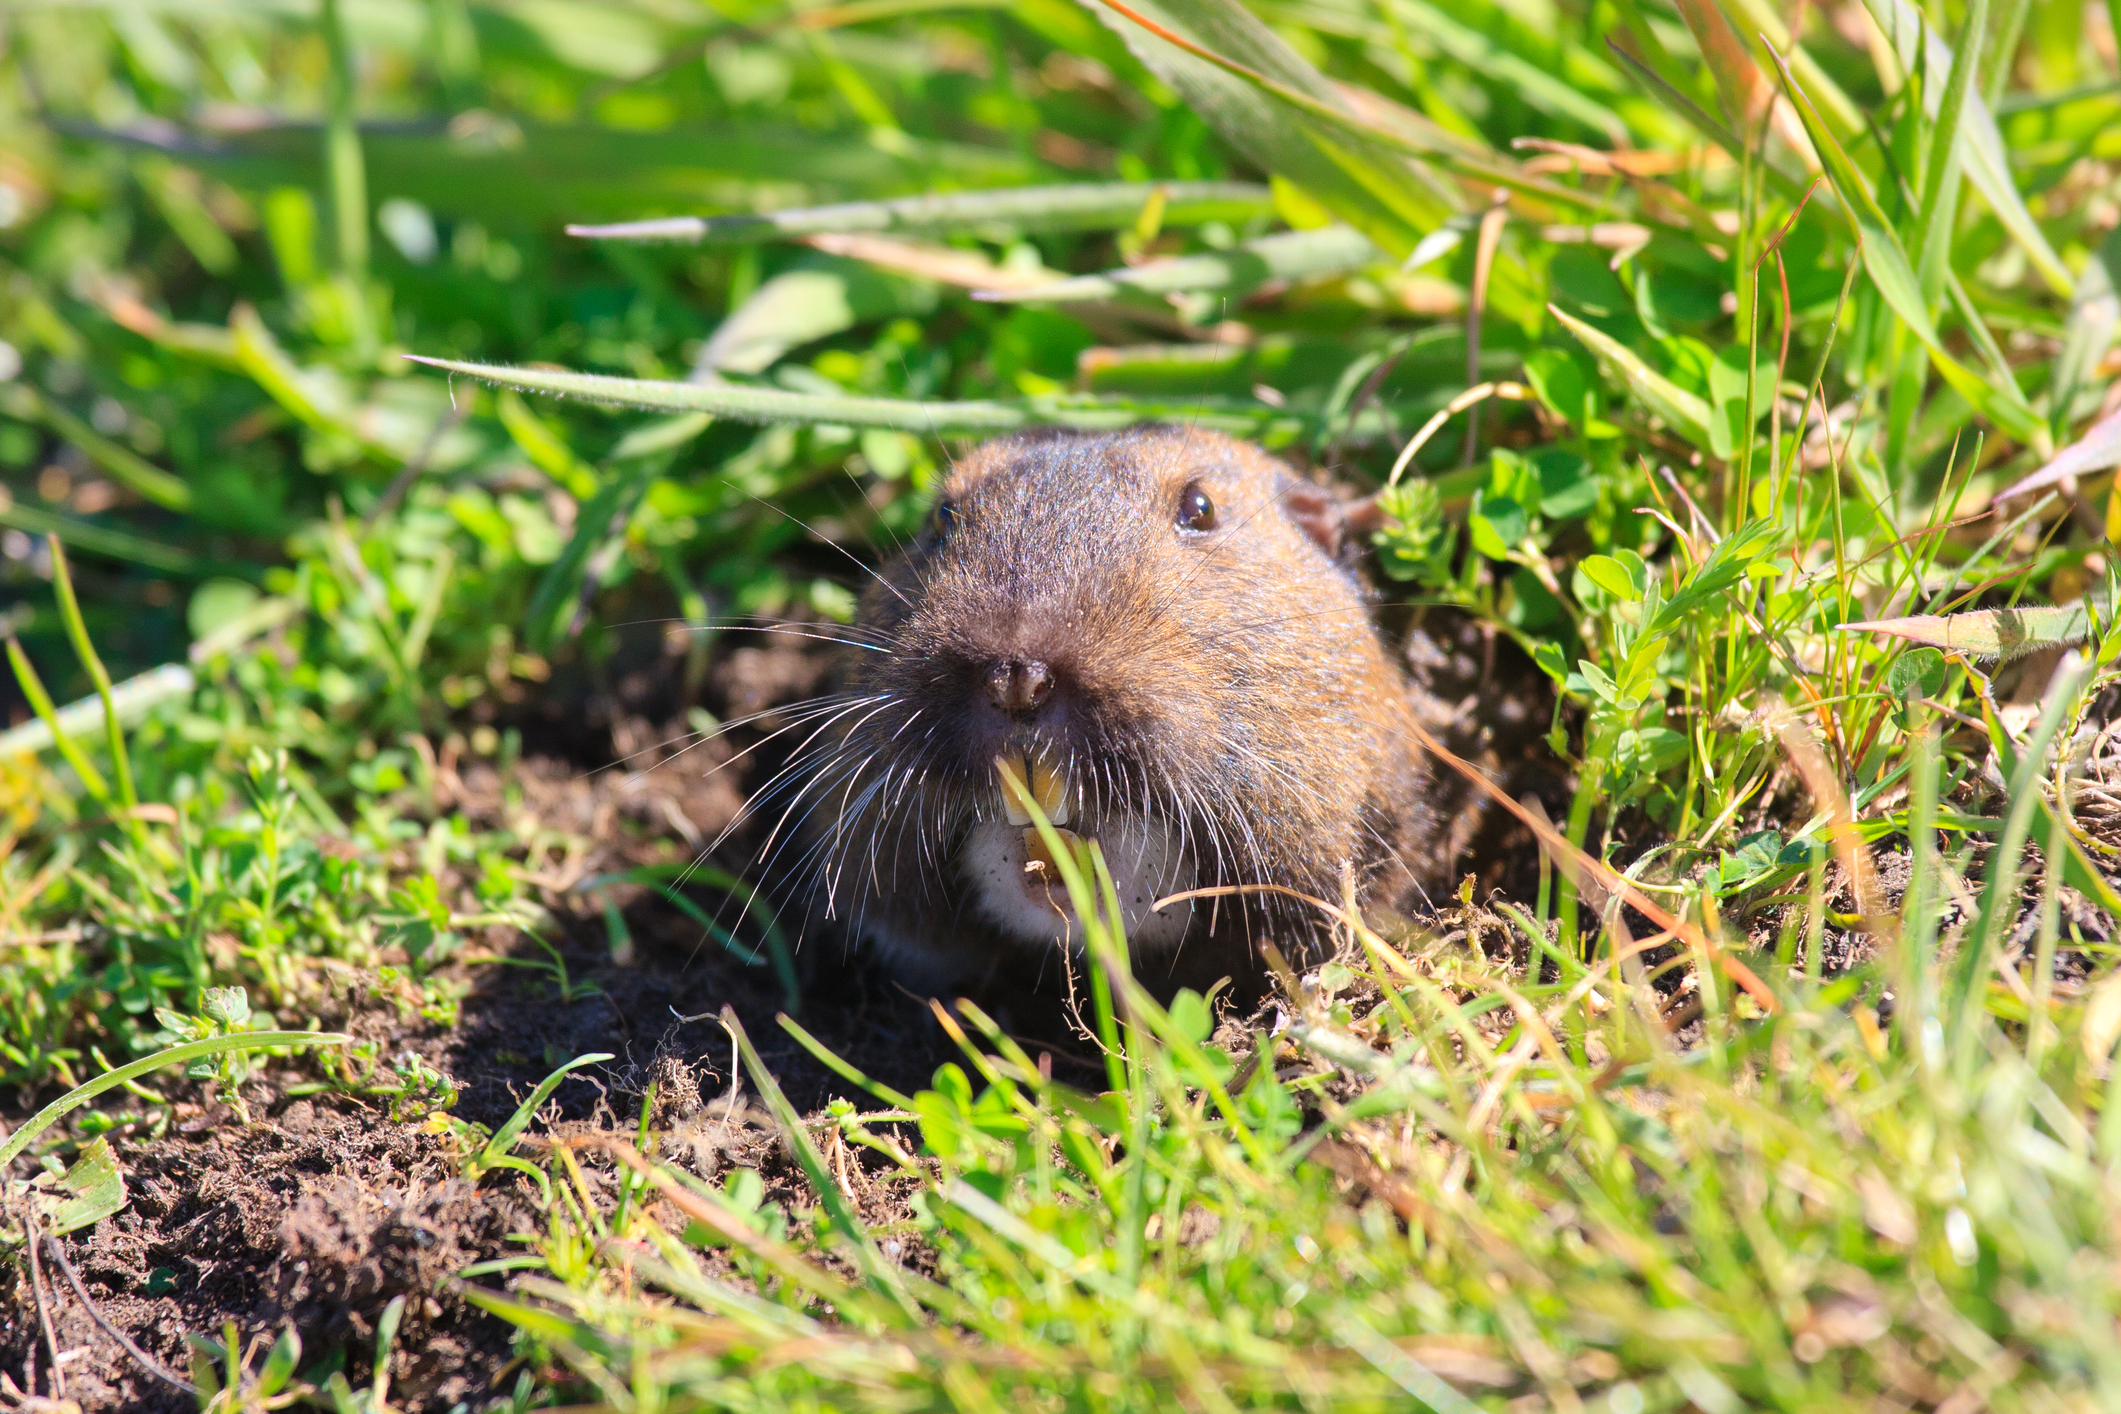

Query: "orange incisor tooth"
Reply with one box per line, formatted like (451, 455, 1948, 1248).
(997, 753, 1069, 826)
(996, 754, 1032, 825)
(1023, 826, 1083, 882)
(1030, 756, 1069, 826)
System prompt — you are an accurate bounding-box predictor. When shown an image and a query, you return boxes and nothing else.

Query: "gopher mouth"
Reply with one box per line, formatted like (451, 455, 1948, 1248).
(961, 752, 1193, 951)
(994, 750, 1070, 826)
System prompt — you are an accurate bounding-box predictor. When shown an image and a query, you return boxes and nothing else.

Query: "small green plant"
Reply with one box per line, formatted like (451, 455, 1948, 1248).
(380, 873, 461, 980)
(448, 1051, 614, 1204)
(188, 1322, 308, 1414)
(151, 985, 268, 1117)
(0, 1027, 351, 1172)
(315, 1293, 406, 1414)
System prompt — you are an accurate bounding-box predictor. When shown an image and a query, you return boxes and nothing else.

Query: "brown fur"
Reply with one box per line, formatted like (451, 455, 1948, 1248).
(793, 425, 1441, 996)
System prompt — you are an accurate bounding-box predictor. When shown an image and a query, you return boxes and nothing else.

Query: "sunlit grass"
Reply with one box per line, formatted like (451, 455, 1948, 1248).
(477, 721, 2121, 1410)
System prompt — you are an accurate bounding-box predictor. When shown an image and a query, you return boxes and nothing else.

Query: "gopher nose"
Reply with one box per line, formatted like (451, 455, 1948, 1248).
(984, 659, 1054, 716)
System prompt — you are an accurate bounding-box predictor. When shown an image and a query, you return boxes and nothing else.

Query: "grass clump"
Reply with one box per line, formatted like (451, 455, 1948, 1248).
(1, 0, 2121, 1404)
(479, 762, 2121, 1411)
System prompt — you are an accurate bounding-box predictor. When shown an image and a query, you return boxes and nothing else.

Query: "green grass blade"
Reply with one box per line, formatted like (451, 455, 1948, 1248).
(0, 1032, 351, 1169)
(408, 356, 1031, 431)
(230, 305, 360, 435)
(581, 1161, 877, 1318)
(1861, 0, 2073, 296)
(1951, 660, 2091, 1062)
(454, 1287, 591, 1345)
(1765, 42, 2046, 448)
(523, 456, 666, 653)
(1605, 37, 1744, 153)
(777, 1015, 919, 1111)
(5, 636, 113, 802)
(65, 117, 1042, 223)
(1327, 1306, 1484, 1414)
(369, 1295, 403, 1407)
(721, 1006, 922, 1324)
(1721, 0, 1865, 134)
(320, 0, 368, 282)
(568, 181, 1275, 243)
(1548, 305, 1713, 450)
(1649, 518, 1782, 628)
(1911, 0, 1985, 305)
(1765, 44, 1937, 342)
(429, 0, 478, 105)
(2034, 796, 2121, 918)
(1100, 0, 1638, 226)
(0, 385, 191, 511)
(1379, 0, 1627, 139)
(1945, 270, 2031, 403)
(585, 862, 796, 1007)
(609, 412, 714, 461)
(2053, 228, 2121, 431)
(1605, 35, 1814, 203)
(979, 224, 1380, 302)
(407, 356, 1321, 436)
(0, 664, 205, 771)
(0, 501, 203, 576)
(48, 539, 137, 814)
(1897, 725, 1942, 1055)
(479, 1052, 613, 1165)
(1259, 0, 1637, 140)
(1839, 603, 2096, 660)
(939, 1177, 1137, 1301)
(611, 1247, 830, 1339)
(697, 261, 928, 376)
(497, 391, 599, 497)
(136, 154, 238, 276)
(1985, 0, 2034, 105)
(1087, 0, 1454, 252)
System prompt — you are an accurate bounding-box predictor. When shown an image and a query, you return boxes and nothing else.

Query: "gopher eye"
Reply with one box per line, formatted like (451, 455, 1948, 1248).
(1176, 484, 1217, 532)
(929, 499, 961, 543)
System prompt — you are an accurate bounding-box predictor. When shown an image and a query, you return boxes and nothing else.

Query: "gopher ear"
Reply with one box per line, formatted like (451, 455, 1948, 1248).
(1278, 477, 1348, 557)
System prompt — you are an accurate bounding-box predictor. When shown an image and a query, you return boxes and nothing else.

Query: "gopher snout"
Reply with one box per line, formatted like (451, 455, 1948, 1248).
(983, 658, 1055, 717)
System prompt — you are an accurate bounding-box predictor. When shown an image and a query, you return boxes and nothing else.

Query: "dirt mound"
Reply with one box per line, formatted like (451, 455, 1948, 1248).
(0, 623, 949, 1411)
(0, 908, 963, 1411)
(2, 1102, 523, 1412)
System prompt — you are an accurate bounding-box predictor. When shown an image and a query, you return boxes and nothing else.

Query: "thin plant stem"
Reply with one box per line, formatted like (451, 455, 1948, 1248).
(47, 538, 137, 818)
(322, 0, 370, 283)
(5, 635, 110, 803)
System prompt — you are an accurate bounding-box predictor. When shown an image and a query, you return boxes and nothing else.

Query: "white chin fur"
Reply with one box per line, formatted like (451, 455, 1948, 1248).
(959, 817, 1193, 952)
